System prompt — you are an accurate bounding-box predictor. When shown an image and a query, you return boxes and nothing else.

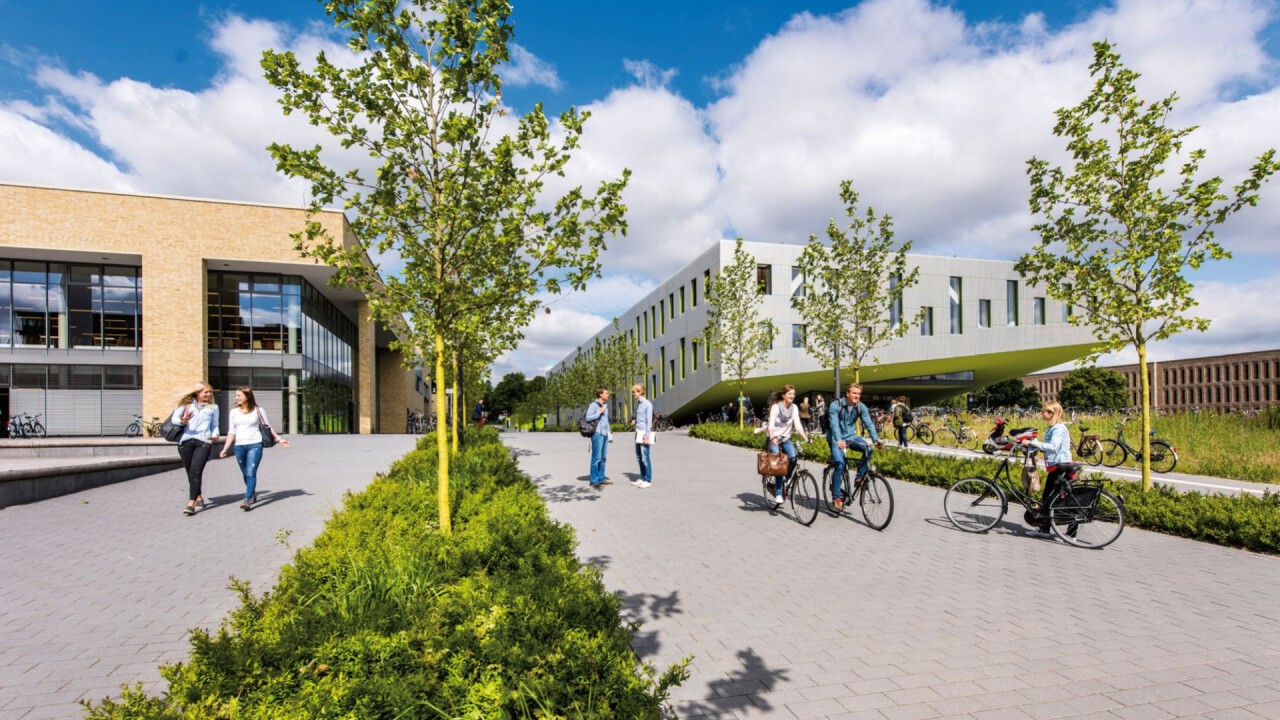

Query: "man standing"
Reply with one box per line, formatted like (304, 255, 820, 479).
(826, 383, 880, 512)
(474, 397, 486, 428)
(584, 387, 612, 488)
(631, 384, 654, 488)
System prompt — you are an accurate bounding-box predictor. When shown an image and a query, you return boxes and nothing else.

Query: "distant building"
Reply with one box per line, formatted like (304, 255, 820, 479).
(553, 239, 1097, 423)
(1023, 348, 1280, 411)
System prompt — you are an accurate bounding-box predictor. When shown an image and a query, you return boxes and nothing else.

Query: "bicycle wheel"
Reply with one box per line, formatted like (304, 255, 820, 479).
(789, 470, 820, 526)
(32, 421, 46, 438)
(125, 422, 141, 438)
(1079, 439, 1103, 466)
(761, 476, 779, 513)
(944, 477, 1004, 532)
(1099, 439, 1127, 468)
(820, 465, 843, 512)
(1147, 440, 1177, 474)
(1049, 487, 1124, 549)
(962, 428, 982, 452)
(915, 424, 934, 445)
(858, 472, 894, 530)
(934, 429, 958, 449)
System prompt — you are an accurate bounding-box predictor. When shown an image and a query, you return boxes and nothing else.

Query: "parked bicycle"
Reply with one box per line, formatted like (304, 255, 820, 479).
(760, 440, 820, 526)
(1072, 423, 1104, 466)
(934, 415, 980, 451)
(903, 418, 934, 445)
(943, 452, 1126, 548)
(125, 415, 162, 438)
(1100, 419, 1177, 473)
(406, 409, 435, 434)
(7, 412, 47, 438)
(653, 414, 675, 432)
(821, 446, 894, 530)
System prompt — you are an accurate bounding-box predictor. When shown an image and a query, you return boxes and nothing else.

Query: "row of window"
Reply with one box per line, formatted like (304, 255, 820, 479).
(0, 364, 141, 390)
(637, 270, 709, 344)
(0, 261, 142, 349)
(1164, 384, 1277, 406)
(1162, 360, 1278, 385)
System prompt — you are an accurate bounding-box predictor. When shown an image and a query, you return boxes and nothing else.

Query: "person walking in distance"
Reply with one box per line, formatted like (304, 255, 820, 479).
(584, 387, 612, 488)
(474, 397, 486, 428)
(631, 384, 654, 488)
(172, 382, 219, 515)
(814, 393, 827, 434)
(219, 386, 290, 511)
(890, 395, 911, 448)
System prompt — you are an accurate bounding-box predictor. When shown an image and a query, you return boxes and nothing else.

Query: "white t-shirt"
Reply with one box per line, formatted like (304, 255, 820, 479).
(228, 406, 272, 446)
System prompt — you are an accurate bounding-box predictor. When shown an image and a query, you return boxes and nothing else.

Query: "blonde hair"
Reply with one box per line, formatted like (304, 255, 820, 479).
(632, 383, 646, 396)
(177, 382, 213, 408)
(1042, 401, 1063, 425)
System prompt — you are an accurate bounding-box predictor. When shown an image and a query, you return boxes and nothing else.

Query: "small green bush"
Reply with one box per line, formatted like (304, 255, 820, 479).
(691, 422, 1280, 554)
(85, 429, 686, 719)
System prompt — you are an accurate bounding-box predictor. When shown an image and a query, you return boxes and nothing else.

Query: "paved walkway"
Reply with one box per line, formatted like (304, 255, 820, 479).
(0, 435, 418, 720)
(502, 431, 1280, 720)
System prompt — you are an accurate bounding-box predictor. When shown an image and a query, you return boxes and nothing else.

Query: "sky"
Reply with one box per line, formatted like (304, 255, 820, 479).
(2, 0, 1278, 381)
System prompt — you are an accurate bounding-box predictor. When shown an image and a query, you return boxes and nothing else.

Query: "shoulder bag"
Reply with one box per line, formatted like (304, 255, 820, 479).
(159, 404, 192, 443)
(256, 408, 278, 448)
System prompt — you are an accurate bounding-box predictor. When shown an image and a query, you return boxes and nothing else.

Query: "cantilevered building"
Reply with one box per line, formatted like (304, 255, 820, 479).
(554, 240, 1097, 422)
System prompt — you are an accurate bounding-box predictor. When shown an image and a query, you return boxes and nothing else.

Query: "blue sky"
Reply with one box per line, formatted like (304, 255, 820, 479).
(2, 0, 1279, 377)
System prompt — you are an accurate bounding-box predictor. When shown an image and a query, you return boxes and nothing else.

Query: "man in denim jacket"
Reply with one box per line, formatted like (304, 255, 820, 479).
(827, 383, 880, 511)
(584, 387, 612, 488)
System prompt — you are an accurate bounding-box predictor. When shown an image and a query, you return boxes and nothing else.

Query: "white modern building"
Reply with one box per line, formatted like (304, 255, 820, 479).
(554, 240, 1097, 422)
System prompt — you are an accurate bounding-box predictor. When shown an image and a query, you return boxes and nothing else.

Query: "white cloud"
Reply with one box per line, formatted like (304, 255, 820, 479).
(504, 44, 562, 90)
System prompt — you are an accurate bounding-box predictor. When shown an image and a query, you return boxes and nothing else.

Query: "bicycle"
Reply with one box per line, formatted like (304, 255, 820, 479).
(10, 412, 47, 438)
(903, 419, 934, 445)
(943, 452, 1126, 548)
(821, 444, 895, 530)
(760, 439, 820, 526)
(653, 414, 675, 432)
(1099, 419, 1177, 473)
(125, 415, 162, 438)
(1072, 423, 1104, 466)
(7, 413, 27, 438)
(934, 415, 980, 451)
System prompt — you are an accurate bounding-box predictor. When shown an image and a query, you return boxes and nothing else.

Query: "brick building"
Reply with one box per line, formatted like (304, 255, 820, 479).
(0, 182, 429, 435)
(1024, 348, 1280, 411)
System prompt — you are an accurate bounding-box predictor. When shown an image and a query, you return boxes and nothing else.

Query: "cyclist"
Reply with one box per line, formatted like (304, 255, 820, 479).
(1019, 400, 1073, 528)
(765, 384, 809, 505)
(827, 382, 881, 512)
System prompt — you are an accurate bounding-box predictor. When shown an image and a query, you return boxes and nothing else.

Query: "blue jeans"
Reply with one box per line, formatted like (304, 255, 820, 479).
(590, 433, 609, 485)
(234, 442, 263, 502)
(767, 438, 797, 498)
(635, 441, 652, 482)
(830, 436, 872, 500)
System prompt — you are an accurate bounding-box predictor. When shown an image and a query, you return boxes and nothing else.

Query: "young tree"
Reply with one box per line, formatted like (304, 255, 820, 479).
(262, 0, 630, 531)
(793, 181, 924, 389)
(1057, 366, 1129, 412)
(974, 378, 1042, 410)
(598, 319, 651, 421)
(1017, 41, 1277, 490)
(699, 240, 777, 428)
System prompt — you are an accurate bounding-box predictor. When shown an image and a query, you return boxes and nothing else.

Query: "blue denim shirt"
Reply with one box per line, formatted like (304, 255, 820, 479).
(827, 398, 879, 445)
(584, 400, 611, 437)
(1029, 422, 1072, 466)
(634, 397, 653, 435)
(171, 403, 219, 444)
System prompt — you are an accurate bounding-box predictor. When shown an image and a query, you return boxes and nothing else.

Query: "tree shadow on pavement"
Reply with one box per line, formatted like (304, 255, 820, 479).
(677, 647, 790, 718)
(583, 554, 611, 571)
(507, 447, 539, 458)
(616, 589, 683, 661)
(539, 484, 602, 503)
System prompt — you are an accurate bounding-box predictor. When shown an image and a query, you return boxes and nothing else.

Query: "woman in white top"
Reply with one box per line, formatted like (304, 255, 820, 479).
(171, 381, 220, 515)
(765, 384, 809, 505)
(219, 386, 289, 511)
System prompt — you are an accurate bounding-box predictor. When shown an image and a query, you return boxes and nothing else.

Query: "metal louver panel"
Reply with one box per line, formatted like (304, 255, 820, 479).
(103, 391, 143, 436)
(47, 390, 101, 436)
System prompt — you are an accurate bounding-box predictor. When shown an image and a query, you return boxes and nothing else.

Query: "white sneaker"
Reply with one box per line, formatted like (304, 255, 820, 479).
(638, 481, 652, 489)
(770, 494, 784, 505)
(630, 479, 643, 486)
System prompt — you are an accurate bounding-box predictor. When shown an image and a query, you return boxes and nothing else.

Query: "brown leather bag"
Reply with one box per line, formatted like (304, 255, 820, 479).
(757, 451, 790, 477)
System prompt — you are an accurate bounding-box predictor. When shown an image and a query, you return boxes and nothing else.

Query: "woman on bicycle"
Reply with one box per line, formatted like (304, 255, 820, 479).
(765, 384, 809, 505)
(1020, 400, 1073, 526)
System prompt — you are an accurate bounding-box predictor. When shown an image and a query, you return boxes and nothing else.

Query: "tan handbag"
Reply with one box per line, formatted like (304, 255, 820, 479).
(1021, 455, 1042, 494)
(757, 451, 790, 476)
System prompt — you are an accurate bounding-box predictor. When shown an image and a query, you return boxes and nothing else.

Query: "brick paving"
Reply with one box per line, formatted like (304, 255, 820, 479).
(502, 431, 1280, 720)
(0, 435, 418, 720)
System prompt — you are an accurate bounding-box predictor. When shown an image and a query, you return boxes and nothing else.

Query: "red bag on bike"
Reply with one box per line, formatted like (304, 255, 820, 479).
(757, 452, 789, 476)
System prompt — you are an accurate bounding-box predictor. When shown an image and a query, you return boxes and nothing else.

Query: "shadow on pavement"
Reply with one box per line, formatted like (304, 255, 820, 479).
(619, 590, 683, 661)
(507, 447, 539, 458)
(540, 484, 601, 503)
(677, 647, 790, 718)
(923, 515, 1061, 543)
(734, 491, 776, 514)
(251, 488, 313, 509)
(583, 554, 612, 571)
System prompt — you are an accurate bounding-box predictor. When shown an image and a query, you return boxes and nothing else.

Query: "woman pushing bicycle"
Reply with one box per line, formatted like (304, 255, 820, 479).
(765, 384, 810, 506)
(1020, 400, 1073, 528)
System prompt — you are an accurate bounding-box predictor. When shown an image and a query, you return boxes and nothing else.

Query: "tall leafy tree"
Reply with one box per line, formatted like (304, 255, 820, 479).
(974, 378, 1042, 410)
(262, 0, 630, 531)
(699, 239, 777, 428)
(1017, 41, 1277, 490)
(793, 181, 923, 388)
(1057, 366, 1129, 412)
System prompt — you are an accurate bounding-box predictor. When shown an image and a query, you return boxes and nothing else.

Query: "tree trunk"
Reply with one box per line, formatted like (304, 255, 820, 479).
(450, 353, 460, 455)
(434, 333, 451, 534)
(1137, 342, 1152, 492)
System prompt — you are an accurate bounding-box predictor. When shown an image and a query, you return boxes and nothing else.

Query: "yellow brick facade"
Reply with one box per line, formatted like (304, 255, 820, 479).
(0, 182, 425, 433)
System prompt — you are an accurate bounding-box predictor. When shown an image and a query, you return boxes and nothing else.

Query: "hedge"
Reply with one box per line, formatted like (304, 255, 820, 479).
(690, 422, 1280, 554)
(85, 428, 687, 719)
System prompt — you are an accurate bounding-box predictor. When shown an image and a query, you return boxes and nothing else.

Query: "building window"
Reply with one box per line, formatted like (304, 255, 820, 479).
(692, 341, 699, 371)
(691, 278, 698, 307)
(1063, 284, 1074, 321)
(978, 299, 991, 329)
(791, 266, 805, 298)
(759, 322, 772, 351)
(659, 300, 665, 336)
(705, 333, 712, 363)
(0, 260, 143, 350)
(679, 286, 686, 315)
(669, 358, 676, 387)
(949, 277, 962, 334)
(1006, 280, 1018, 326)
(680, 338, 686, 380)
(1033, 297, 1046, 325)
(668, 293, 675, 319)
(660, 347, 667, 392)
(757, 264, 772, 295)
(921, 307, 934, 336)
(208, 272, 300, 353)
(792, 324, 806, 348)
(889, 273, 902, 328)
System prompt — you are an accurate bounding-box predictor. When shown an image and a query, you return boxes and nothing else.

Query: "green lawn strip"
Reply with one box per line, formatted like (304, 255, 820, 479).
(691, 422, 1280, 555)
(84, 428, 687, 719)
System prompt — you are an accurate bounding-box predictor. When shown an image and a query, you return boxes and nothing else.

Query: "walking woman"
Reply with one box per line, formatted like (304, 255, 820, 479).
(172, 382, 219, 515)
(219, 386, 289, 511)
(765, 384, 809, 505)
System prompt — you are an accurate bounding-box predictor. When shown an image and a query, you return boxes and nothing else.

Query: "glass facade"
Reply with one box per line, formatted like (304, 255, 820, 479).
(0, 260, 142, 349)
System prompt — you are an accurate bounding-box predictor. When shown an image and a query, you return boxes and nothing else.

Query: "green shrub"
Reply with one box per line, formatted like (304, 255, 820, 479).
(690, 422, 1280, 554)
(85, 429, 686, 719)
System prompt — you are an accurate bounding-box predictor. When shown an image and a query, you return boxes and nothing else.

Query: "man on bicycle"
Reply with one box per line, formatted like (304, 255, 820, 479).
(827, 383, 881, 511)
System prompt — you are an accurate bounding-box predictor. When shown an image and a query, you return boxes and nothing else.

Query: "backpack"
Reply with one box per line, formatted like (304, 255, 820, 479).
(578, 406, 600, 437)
(904, 406, 915, 423)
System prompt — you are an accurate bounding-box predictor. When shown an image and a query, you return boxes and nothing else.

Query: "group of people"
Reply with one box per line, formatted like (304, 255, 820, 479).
(170, 381, 290, 515)
(583, 384, 656, 489)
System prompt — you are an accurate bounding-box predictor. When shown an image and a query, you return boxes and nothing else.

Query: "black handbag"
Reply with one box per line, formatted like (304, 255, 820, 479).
(159, 404, 191, 442)
(257, 409, 278, 448)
